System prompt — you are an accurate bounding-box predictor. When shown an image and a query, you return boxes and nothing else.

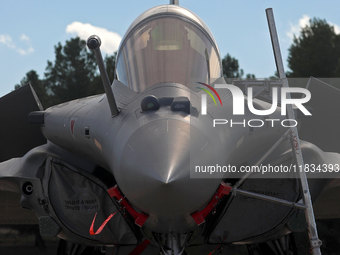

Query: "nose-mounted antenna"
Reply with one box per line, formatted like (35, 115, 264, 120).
(87, 35, 119, 117)
(170, 0, 179, 5)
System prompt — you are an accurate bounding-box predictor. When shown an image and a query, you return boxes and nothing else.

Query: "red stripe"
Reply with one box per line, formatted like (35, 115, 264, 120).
(128, 239, 151, 255)
(197, 82, 223, 106)
(208, 244, 221, 255)
(89, 212, 116, 235)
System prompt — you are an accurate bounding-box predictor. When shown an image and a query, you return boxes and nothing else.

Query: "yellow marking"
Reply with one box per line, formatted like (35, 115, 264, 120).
(94, 139, 102, 151)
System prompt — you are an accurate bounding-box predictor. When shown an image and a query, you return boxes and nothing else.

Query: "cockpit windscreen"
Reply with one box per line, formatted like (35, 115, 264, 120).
(116, 17, 221, 92)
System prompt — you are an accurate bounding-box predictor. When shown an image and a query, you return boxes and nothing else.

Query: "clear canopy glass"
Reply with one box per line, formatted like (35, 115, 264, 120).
(116, 16, 221, 92)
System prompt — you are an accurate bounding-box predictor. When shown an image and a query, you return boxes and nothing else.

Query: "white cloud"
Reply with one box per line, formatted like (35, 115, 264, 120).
(329, 22, 340, 34)
(0, 34, 34, 55)
(20, 34, 30, 41)
(286, 15, 310, 39)
(66, 22, 122, 54)
(286, 15, 340, 40)
(16, 47, 34, 55)
(0, 34, 15, 49)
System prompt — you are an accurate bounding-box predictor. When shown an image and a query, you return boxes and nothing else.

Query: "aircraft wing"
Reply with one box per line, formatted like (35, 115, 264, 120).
(298, 77, 340, 154)
(0, 84, 47, 224)
(296, 77, 340, 219)
(0, 84, 46, 162)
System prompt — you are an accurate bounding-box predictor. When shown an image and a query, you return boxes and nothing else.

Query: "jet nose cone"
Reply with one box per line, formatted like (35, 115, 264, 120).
(118, 118, 219, 232)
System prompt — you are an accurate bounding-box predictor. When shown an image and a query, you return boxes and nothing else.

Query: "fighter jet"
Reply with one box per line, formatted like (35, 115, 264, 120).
(1, 1, 340, 254)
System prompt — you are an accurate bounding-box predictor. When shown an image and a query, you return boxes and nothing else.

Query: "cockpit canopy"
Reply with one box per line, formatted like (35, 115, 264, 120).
(116, 5, 222, 92)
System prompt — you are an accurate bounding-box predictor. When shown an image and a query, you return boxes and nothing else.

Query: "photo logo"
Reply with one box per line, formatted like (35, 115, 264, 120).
(196, 82, 222, 115)
(200, 84, 312, 116)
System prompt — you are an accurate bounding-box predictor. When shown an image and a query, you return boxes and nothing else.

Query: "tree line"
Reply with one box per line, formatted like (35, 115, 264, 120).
(16, 17, 340, 108)
(15, 37, 116, 108)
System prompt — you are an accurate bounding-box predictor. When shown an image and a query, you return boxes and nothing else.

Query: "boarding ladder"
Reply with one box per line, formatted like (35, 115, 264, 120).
(228, 8, 322, 255)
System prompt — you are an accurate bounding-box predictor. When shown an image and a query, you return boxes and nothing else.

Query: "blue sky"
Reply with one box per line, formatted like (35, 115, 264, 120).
(1, 0, 340, 97)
